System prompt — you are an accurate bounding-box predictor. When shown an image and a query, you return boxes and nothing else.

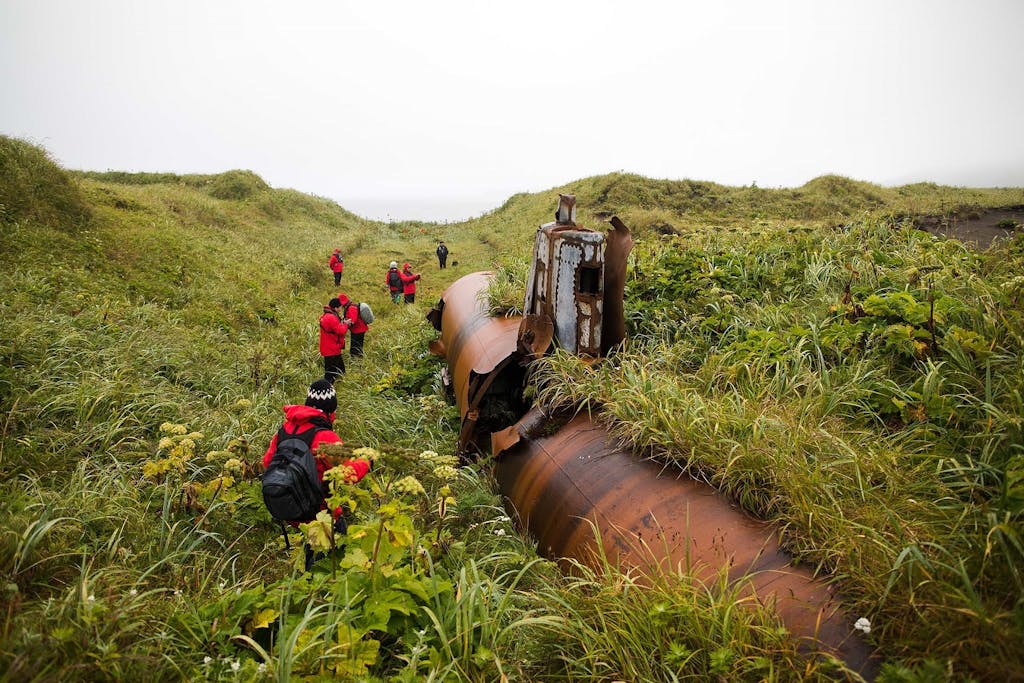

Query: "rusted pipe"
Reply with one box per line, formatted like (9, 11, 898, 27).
(427, 271, 523, 454)
(428, 265, 877, 677)
(491, 408, 877, 676)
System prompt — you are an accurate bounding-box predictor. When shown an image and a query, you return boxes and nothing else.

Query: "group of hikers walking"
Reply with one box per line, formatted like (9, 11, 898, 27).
(320, 251, 431, 380)
(261, 244, 448, 570)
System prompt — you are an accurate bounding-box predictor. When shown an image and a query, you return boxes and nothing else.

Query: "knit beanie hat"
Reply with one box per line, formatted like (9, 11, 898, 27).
(305, 379, 337, 415)
(389, 261, 398, 269)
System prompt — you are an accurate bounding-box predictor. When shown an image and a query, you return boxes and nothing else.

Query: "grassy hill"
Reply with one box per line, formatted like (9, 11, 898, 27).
(2, 134, 1024, 681)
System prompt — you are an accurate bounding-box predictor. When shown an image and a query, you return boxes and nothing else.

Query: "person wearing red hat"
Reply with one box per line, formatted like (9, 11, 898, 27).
(399, 262, 421, 304)
(329, 249, 344, 286)
(319, 297, 349, 382)
(337, 292, 369, 357)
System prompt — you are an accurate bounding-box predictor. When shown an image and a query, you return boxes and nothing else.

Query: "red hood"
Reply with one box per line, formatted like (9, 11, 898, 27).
(282, 404, 335, 426)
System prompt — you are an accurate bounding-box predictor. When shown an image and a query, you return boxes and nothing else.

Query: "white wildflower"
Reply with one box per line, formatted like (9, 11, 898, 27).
(494, 528, 506, 536)
(257, 662, 266, 674)
(86, 594, 96, 603)
(854, 617, 871, 634)
(203, 656, 212, 665)
(231, 660, 240, 672)
(129, 588, 138, 597)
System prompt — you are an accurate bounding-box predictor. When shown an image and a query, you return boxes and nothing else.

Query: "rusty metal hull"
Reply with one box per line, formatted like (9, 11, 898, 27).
(493, 409, 875, 675)
(430, 270, 877, 677)
(429, 271, 521, 421)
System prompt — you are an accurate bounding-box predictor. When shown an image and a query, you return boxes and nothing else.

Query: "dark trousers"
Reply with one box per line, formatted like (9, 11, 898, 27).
(404, 293, 415, 304)
(304, 544, 325, 571)
(438, 256, 447, 268)
(350, 332, 365, 357)
(323, 354, 345, 382)
(333, 272, 342, 286)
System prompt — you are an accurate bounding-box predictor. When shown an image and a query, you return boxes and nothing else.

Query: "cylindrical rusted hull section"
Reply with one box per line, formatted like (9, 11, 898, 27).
(429, 271, 520, 422)
(493, 409, 875, 676)
(431, 272, 877, 678)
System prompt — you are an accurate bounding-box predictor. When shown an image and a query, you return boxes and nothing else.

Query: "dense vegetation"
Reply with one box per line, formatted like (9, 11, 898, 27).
(2, 134, 1023, 681)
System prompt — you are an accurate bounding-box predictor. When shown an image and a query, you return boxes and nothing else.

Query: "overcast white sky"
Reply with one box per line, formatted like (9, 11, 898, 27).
(2, 1, 1022, 221)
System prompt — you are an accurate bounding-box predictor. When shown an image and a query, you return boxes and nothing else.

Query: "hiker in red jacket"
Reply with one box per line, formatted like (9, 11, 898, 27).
(329, 249, 344, 286)
(319, 297, 349, 382)
(338, 292, 369, 357)
(262, 379, 371, 569)
(399, 262, 421, 304)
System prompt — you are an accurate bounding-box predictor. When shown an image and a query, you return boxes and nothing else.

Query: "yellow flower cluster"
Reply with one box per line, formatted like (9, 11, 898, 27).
(351, 446, 381, 464)
(205, 450, 232, 462)
(144, 424, 203, 481)
(432, 465, 458, 482)
(229, 398, 253, 413)
(222, 458, 245, 476)
(393, 476, 426, 497)
(418, 450, 459, 469)
(159, 422, 188, 435)
(325, 463, 359, 486)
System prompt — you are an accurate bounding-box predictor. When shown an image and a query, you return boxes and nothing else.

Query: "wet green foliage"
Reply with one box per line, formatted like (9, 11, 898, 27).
(3, 133, 1024, 680)
(535, 217, 1024, 679)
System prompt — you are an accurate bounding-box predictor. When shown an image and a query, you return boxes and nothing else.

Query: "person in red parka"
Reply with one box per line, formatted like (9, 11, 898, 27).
(399, 262, 421, 304)
(338, 292, 369, 357)
(320, 297, 349, 382)
(262, 379, 371, 569)
(329, 249, 344, 286)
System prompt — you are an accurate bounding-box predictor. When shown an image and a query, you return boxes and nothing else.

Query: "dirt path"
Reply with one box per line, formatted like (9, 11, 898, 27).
(915, 207, 1024, 249)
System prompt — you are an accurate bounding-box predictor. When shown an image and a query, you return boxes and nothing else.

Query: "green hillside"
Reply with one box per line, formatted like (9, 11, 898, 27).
(2, 134, 1024, 681)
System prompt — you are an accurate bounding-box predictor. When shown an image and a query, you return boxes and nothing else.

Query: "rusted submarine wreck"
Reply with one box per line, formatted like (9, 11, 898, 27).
(427, 195, 878, 677)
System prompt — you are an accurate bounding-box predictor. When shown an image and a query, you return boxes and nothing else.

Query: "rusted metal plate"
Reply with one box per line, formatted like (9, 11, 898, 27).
(517, 314, 553, 360)
(431, 272, 521, 421)
(523, 195, 606, 357)
(493, 408, 877, 677)
(601, 216, 633, 355)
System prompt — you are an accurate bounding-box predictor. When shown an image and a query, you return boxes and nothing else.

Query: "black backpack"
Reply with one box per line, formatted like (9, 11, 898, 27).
(262, 423, 329, 522)
(388, 270, 402, 289)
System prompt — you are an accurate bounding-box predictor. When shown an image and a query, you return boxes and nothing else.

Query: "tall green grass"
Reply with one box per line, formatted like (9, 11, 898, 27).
(3, 133, 1024, 680)
(531, 218, 1024, 679)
